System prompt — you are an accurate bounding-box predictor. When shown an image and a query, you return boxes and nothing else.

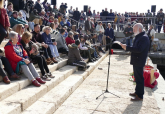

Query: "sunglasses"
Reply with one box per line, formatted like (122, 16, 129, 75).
(22, 27, 25, 29)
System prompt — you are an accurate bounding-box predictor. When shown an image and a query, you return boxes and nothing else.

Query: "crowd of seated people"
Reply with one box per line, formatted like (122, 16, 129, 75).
(0, 0, 113, 86)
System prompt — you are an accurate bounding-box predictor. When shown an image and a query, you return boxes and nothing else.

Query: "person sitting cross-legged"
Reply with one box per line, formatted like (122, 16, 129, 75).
(4, 31, 46, 87)
(68, 40, 89, 71)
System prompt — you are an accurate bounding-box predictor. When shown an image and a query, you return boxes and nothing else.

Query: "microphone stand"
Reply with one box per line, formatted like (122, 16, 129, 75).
(96, 39, 120, 100)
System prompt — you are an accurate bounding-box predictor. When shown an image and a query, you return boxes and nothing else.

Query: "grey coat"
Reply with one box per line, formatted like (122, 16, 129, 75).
(55, 33, 68, 51)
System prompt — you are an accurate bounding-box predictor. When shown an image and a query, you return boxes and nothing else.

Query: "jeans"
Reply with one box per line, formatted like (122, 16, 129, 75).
(126, 38, 133, 47)
(133, 65, 144, 99)
(28, 22, 35, 31)
(21, 63, 40, 81)
(157, 24, 162, 33)
(98, 34, 103, 44)
(48, 45, 60, 58)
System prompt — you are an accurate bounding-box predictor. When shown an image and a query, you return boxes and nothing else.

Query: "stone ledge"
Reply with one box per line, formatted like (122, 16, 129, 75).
(21, 53, 108, 114)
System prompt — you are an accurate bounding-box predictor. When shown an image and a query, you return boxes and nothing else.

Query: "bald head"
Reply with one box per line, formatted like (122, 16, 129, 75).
(133, 23, 143, 36)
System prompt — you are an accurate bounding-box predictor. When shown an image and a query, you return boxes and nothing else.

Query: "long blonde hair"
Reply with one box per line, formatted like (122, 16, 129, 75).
(0, 0, 4, 9)
(13, 24, 24, 36)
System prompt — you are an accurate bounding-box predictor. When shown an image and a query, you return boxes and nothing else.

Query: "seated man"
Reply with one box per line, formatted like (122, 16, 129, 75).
(10, 11, 28, 28)
(68, 40, 89, 71)
(79, 35, 95, 62)
(55, 29, 69, 55)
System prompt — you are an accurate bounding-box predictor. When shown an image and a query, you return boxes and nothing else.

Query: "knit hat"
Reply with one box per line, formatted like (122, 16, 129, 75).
(75, 40, 80, 46)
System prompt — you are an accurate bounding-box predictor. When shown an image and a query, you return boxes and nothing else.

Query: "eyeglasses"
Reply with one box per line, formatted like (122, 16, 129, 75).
(47, 29, 51, 30)
(22, 27, 25, 29)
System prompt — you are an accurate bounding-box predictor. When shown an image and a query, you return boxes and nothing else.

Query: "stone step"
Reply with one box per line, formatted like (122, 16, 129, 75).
(0, 40, 8, 48)
(21, 53, 108, 114)
(0, 65, 78, 114)
(0, 59, 67, 102)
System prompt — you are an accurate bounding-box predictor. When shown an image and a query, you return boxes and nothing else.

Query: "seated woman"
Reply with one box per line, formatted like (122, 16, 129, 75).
(68, 40, 89, 71)
(50, 22, 62, 60)
(55, 29, 69, 55)
(13, 24, 25, 43)
(0, 56, 20, 84)
(20, 31, 54, 81)
(4, 31, 46, 87)
(42, 26, 60, 62)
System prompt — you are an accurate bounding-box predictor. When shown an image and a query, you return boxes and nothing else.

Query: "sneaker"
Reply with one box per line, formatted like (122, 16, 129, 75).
(41, 75, 51, 81)
(3, 76, 10, 84)
(36, 77, 46, 84)
(32, 80, 41, 87)
(58, 57, 63, 60)
(47, 72, 55, 78)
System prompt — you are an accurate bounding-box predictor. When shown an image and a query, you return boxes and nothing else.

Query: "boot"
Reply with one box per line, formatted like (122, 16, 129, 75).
(46, 58, 53, 65)
(3, 76, 10, 84)
(51, 58, 58, 63)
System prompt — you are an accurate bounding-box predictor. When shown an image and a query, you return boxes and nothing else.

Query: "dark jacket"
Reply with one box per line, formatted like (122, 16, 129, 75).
(29, 12, 41, 22)
(73, 11, 80, 21)
(104, 27, 114, 39)
(67, 44, 82, 65)
(123, 27, 134, 37)
(34, 2, 43, 13)
(31, 31, 43, 43)
(126, 32, 149, 67)
(85, 20, 91, 31)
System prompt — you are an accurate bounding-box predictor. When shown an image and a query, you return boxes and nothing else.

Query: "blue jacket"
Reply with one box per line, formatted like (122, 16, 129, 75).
(108, 13, 115, 20)
(126, 32, 149, 67)
(104, 27, 114, 39)
(41, 32, 53, 45)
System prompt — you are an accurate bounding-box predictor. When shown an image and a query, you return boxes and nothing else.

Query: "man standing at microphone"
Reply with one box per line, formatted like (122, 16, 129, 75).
(120, 23, 149, 101)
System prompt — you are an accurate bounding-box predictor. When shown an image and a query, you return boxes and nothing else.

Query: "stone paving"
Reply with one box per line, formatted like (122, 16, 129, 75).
(55, 55, 161, 114)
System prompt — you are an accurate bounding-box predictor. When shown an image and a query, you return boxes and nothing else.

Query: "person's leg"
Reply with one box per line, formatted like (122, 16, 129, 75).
(158, 24, 162, 33)
(49, 45, 56, 58)
(42, 47, 49, 59)
(126, 39, 130, 47)
(27, 63, 40, 78)
(53, 45, 60, 57)
(130, 38, 133, 47)
(47, 46, 54, 58)
(21, 65, 35, 81)
(106, 38, 110, 51)
(0, 24, 7, 44)
(41, 56, 50, 73)
(58, 47, 68, 55)
(35, 56, 46, 76)
(133, 65, 144, 99)
(1, 57, 15, 76)
(0, 59, 7, 78)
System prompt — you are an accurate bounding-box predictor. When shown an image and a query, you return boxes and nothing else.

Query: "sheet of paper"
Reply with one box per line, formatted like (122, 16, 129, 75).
(113, 41, 121, 45)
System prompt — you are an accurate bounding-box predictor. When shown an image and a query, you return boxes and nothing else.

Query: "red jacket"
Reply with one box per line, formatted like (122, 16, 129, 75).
(0, 8, 10, 28)
(4, 41, 28, 72)
(65, 36, 75, 46)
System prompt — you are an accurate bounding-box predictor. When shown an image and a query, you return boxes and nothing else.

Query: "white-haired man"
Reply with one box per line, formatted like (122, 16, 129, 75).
(121, 23, 150, 101)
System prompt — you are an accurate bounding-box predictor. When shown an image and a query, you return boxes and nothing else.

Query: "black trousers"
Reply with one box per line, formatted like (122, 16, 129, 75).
(0, 24, 7, 44)
(80, 50, 92, 60)
(149, 39, 152, 51)
(0, 57, 14, 77)
(106, 38, 112, 51)
(42, 46, 53, 59)
(33, 55, 49, 76)
(133, 65, 144, 99)
(58, 47, 68, 55)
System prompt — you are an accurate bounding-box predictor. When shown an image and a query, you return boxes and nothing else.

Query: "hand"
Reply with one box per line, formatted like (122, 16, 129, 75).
(120, 43, 127, 50)
(125, 32, 127, 34)
(24, 59, 30, 64)
(30, 48, 35, 54)
(53, 42, 57, 45)
(44, 44, 48, 48)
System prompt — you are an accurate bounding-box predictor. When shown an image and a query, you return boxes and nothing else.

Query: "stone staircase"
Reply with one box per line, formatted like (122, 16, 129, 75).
(0, 40, 108, 114)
